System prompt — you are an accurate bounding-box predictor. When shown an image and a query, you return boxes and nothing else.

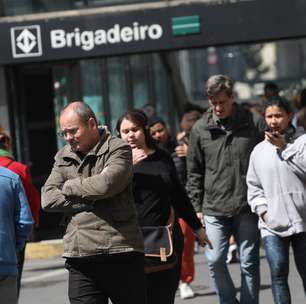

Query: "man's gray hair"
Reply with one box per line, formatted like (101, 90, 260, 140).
(206, 74, 234, 97)
(61, 101, 98, 125)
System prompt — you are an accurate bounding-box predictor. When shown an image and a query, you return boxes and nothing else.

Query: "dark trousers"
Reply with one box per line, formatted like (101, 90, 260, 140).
(17, 244, 26, 298)
(145, 221, 184, 304)
(65, 252, 146, 304)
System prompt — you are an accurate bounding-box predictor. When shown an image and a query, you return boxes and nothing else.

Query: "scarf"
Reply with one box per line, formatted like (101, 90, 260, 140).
(0, 149, 14, 159)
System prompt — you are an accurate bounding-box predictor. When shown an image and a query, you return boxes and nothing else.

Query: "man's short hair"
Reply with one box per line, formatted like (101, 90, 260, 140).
(206, 74, 234, 97)
(61, 102, 98, 125)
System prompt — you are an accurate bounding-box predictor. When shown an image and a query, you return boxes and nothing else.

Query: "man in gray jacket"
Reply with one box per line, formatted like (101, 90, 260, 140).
(187, 75, 265, 304)
(42, 101, 146, 304)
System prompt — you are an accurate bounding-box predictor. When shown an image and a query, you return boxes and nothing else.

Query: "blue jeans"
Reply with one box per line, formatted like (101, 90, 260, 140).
(204, 209, 260, 304)
(263, 232, 306, 304)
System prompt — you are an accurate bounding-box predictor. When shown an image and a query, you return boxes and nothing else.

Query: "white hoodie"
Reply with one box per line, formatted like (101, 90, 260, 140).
(247, 127, 306, 237)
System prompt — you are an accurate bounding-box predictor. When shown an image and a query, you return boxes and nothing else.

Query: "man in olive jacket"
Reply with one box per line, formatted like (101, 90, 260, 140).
(42, 102, 146, 304)
(187, 75, 265, 304)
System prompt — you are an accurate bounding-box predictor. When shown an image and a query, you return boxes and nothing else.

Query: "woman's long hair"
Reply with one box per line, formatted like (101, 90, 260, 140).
(116, 109, 156, 150)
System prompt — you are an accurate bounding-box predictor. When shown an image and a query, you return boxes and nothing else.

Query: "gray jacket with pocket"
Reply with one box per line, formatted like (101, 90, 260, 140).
(247, 127, 306, 237)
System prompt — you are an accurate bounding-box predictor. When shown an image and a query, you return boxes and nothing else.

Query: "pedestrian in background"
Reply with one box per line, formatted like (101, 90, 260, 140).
(187, 74, 266, 304)
(263, 82, 279, 102)
(42, 102, 146, 304)
(148, 117, 178, 154)
(116, 109, 211, 304)
(0, 126, 40, 296)
(292, 88, 306, 130)
(0, 166, 33, 304)
(174, 104, 204, 299)
(247, 96, 306, 304)
(145, 105, 205, 299)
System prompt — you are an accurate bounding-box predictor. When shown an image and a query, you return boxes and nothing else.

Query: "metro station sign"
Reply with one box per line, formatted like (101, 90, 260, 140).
(0, 0, 306, 64)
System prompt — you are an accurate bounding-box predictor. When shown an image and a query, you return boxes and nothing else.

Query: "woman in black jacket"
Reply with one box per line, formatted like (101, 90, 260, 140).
(116, 109, 211, 304)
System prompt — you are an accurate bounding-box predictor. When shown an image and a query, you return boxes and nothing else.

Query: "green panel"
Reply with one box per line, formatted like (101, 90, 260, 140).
(172, 15, 200, 36)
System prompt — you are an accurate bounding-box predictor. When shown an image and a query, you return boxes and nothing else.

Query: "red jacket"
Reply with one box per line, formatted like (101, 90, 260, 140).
(0, 156, 40, 225)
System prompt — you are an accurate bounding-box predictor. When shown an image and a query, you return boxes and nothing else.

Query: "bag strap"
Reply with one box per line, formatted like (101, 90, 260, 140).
(166, 207, 175, 230)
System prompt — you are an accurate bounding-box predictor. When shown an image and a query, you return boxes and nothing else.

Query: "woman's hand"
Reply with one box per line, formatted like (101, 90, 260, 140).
(195, 227, 213, 249)
(132, 148, 147, 165)
(265, 131, 287, 150)
(175, 144, 188, 158)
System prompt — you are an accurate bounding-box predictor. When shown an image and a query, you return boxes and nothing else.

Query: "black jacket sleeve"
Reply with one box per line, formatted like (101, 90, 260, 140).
(168, 155, 202, 231)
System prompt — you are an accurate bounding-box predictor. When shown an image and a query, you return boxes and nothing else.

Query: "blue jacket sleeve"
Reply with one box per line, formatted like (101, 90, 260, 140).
(14, 180, 33, 251)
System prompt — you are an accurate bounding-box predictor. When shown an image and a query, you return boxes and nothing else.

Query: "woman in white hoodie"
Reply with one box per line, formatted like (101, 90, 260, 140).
(247, 97, 306, 304)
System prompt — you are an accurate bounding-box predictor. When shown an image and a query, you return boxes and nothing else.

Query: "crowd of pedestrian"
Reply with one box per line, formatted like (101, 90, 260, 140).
(0, 74, 305, 304)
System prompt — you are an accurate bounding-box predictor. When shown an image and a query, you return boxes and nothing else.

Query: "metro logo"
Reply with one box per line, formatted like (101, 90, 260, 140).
(11, 25, 42, 58)
(50, 23, 163, 51)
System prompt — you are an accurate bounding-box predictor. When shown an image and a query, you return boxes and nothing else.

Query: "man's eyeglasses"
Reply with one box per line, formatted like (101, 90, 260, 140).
(58, 127, 79, 138)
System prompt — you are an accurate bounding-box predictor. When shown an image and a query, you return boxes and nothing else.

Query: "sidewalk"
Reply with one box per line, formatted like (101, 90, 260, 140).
(25, 239, 63, 259)
(175, 247, 305, 304)
(24, 241, 305, 303)
(21, 246, 305, 304)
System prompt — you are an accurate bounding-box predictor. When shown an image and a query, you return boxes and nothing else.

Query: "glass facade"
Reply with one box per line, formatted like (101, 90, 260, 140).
(52, 51, 177, 148)
(51, 36, 306, 149)
(179, 38, 306, 109)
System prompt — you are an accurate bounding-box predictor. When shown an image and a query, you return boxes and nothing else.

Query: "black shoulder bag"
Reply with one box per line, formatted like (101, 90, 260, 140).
(141, 207, 177, 273)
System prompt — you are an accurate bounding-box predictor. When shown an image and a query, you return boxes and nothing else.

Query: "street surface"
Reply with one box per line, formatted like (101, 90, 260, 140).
(20, 248, 305, 304)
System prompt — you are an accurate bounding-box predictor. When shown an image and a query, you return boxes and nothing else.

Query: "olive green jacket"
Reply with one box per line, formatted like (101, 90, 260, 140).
(42, 131, 144, 257)
(186, 104, 266, 217)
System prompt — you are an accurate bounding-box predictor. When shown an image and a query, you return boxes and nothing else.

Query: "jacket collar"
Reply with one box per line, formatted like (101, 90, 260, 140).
(60, 127, 110, 162)
(285, 125, 304, 142)
(205, 103, 250, 132)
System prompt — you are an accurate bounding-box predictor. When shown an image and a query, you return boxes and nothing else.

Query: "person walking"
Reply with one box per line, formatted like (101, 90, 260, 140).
(187, 74, 265, 304)
(148, 117, 178, 154)
(0, 166, 33, 304)
(116, 109, 211, 304)
(0, 126, 40, 296)
(146, 105, 204, 299)
(174, 104, 204, 299)
(41, 101, 146, 304)
(247, 96, 306, 304)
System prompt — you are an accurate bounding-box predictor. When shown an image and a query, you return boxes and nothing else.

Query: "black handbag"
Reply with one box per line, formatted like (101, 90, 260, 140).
(141, 208, 177, 273)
